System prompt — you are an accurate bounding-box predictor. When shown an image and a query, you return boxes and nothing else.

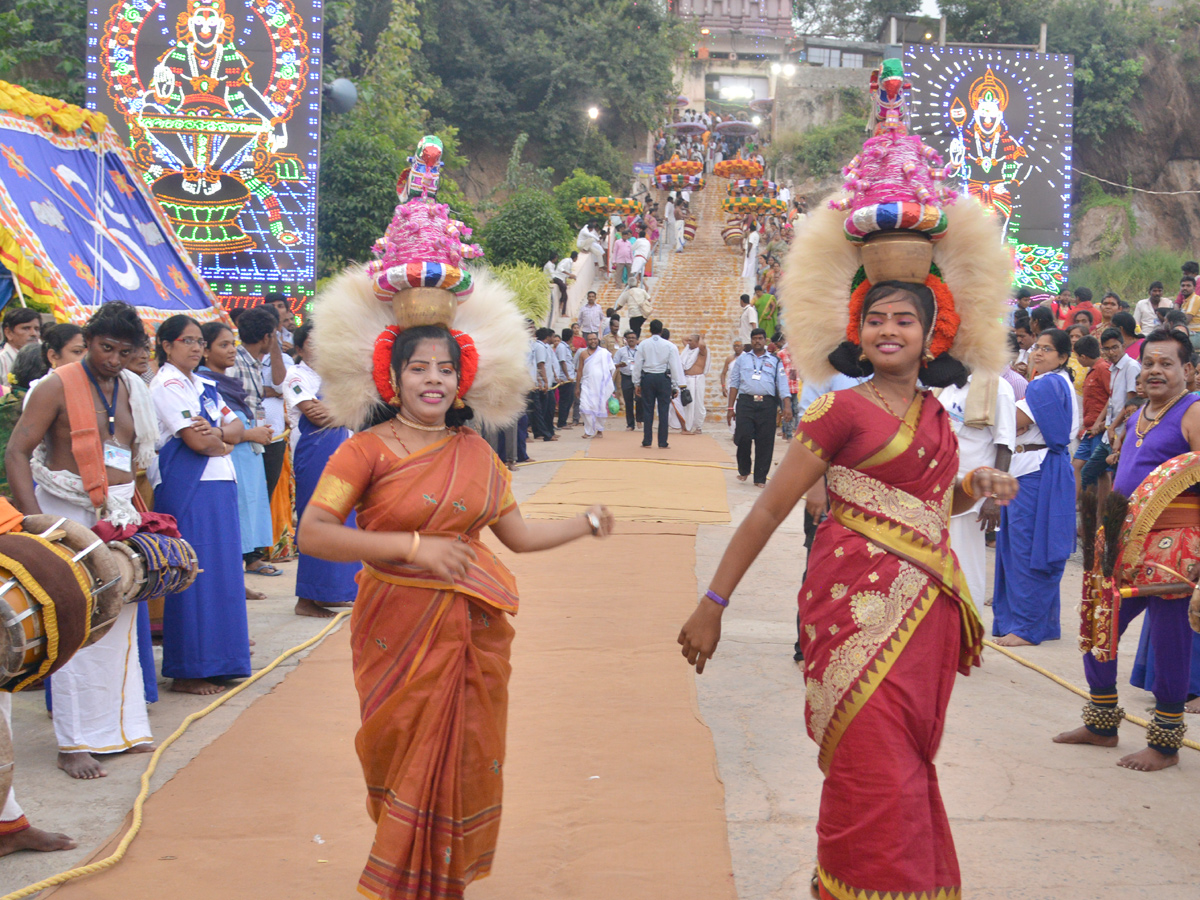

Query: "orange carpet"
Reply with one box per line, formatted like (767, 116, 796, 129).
(47, 443, 736, 899)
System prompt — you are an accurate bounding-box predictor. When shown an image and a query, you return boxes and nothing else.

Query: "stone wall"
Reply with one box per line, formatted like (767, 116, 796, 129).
(772, 66, 870, 136)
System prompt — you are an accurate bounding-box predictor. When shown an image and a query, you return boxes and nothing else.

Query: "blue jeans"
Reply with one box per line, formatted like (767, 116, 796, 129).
(1079, 436, 1112, 489)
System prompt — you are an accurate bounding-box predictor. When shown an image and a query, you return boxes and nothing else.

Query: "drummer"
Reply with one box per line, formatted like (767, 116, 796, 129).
(4, 301, 159, 780)
(1054, 329, 1200, 771)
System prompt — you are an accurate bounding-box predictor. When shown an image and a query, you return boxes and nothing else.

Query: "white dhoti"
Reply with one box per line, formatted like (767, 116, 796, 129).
(669, 347, 710, 433)
(949, 507, 987, 607)
(578, 349, 616, 437)
(631, 253, 649, 280)
(0, 694, 24, 831)
(37, 482, 152, 755)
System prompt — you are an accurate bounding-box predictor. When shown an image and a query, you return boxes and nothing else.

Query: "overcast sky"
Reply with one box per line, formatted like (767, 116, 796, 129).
(919, 0, 941, 15)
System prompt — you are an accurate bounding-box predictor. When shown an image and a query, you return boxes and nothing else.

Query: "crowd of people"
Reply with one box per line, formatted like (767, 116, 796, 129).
(0, 290, 367, 853)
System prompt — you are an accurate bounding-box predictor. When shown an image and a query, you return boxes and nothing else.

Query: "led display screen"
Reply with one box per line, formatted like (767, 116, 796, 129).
(905, 45, 1074, 293)
(86, 0, 322, 310)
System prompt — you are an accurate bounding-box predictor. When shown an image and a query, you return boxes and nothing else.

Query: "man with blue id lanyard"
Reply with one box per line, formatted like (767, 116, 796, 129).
(727, 327, 792, 487)
(5, 301, 160, 780)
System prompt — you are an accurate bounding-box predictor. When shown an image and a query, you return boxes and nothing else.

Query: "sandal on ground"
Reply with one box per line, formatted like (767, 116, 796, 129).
(246, 563, 284, 577)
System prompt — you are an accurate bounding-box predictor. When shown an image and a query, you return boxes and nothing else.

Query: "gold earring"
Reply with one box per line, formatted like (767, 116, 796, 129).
(923, 347, 935, 363)
(859, 349, 868, 362)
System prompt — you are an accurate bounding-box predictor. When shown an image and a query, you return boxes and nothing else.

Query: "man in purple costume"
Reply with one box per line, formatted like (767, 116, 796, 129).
(1054, 330, 1200, 771)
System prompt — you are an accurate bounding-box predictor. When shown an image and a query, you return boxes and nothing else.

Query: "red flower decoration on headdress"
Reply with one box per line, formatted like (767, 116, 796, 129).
(373, 325, 478, 404)
(845, 272, 959, 357)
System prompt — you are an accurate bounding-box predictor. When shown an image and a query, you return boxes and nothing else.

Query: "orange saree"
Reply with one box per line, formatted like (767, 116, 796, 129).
(794, 390, 984, 900)
(309, 429, 518, 900)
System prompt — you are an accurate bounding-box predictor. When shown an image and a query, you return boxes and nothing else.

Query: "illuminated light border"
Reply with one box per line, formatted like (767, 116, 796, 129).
(85, 0, 322, 309)
(904, 44, 1074, 292)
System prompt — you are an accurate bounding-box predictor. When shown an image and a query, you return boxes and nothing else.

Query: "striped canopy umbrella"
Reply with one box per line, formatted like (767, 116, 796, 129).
(576, 196, 644, 215)
(722, 196, 787, 215)
(655, 173, 705, 192)
(728, 178, 778, 197)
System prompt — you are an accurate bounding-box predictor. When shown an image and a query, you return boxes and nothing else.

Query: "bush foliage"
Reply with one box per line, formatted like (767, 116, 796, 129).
(552, 169, 614, 231)
(480, 191, 572, 269)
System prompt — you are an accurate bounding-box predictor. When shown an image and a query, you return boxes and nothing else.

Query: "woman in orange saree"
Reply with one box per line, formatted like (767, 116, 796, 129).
(679, 283, 1019, 900)
(300, 325, 613, 900)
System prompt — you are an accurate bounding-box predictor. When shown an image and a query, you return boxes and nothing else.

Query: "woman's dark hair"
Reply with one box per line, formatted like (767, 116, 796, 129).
(82, 300, 147, 347)
(293, 322, 313, 350)
(369, 324, 474, 429)
(200, 321, 233, 364)
(40, 323, 83, 369)
(1029, 306, 1055, 332)
(1140, 328, 1193, 366)
(11, 342, 47, 390)
(828, 280, 968, 388)
(155, 314, 201, 364)
(1038, 328, 1072, 366)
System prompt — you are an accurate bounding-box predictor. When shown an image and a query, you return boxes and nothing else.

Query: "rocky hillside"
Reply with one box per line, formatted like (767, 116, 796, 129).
(1071, 45, 1200, 263)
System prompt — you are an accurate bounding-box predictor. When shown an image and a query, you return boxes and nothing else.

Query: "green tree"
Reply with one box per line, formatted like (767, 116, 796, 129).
(797, 0, 921, 40)
(941, 0, 1154, 143)
(0, 0, 86, 104)
(552, 169, 613, 231)
(414, 0, 686, 183)
(480, 191, 571, 269)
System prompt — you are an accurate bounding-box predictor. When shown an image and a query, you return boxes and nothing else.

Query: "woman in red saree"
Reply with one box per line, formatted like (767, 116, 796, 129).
(679, 283, 1019, 900)
(300, 325, 614, 900)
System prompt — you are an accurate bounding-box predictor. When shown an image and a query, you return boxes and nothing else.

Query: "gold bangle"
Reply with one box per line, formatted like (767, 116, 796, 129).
(961, 468, 979, 500)
(406, 532, 421, 564)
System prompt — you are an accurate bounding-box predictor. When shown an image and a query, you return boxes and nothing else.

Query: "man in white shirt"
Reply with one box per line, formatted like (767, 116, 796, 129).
(737, 293, 758, 346)
(552, 329, 576, 429)
(576, 222, 604, 275)
(632, 319, 685, 448)
(1133, 281, 1165, 335)
(663, 196, 676, 255)
(616, 283, 652, 337)
(553, 252, 576, 316)
(613, 331, 640, 429)
(629, 226, 652, 285)
(265, 293, 295, 352)
(578, 291, 605, 336)
(1081, 327, 1141, 493)
(936, 374, 1017, 606)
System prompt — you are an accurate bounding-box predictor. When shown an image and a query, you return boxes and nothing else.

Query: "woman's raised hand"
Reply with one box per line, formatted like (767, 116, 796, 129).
(411, 535, 477, 581)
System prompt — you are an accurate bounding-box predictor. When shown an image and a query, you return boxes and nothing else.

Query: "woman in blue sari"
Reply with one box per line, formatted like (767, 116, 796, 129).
(198, 321, 275, 600)
(150, 316, 252, 695)
(284, 323, 361, 618)
(992, 328, 1079, 646)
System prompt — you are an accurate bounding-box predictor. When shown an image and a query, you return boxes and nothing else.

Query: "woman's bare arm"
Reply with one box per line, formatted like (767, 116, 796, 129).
(489, 503, 613, 553)
(677, 441, 827, 673)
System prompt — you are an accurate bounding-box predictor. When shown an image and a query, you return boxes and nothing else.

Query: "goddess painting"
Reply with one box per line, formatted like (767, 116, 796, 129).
(945, 68, 1029, 239)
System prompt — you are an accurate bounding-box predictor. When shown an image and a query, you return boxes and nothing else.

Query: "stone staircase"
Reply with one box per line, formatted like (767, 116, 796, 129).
(641, 183, 746, 420)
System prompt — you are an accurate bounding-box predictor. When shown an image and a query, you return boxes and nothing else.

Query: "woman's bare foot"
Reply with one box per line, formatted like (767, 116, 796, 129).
(245, 587, 266, 600)
(57, 751, 106, 779)
(1185, 697, 1200, 714)
(294, 597, 335, 618)
(1117, 747, 1178, 771)
(170, 678, 226, 696)
(993, 633, 1034, 647)
(0, 825, 77, 856)
(1052, 725, 1118, 747)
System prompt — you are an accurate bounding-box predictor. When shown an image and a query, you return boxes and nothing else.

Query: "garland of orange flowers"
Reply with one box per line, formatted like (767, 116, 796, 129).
(845, 268, 959, 357)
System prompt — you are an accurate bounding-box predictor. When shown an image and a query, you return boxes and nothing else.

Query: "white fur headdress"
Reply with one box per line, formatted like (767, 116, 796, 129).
(780, 194, 1012, 385)
(312, 264, 533, 431)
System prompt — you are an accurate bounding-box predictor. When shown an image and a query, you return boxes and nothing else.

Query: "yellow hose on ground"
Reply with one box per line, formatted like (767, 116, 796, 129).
(516, 456, 736, 470)
(982, 638, 1200, 752)
(2, 610, 352, 900)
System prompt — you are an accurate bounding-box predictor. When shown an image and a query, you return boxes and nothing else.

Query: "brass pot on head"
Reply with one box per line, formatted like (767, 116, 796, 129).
(860, 231, 933, 285)
(390, 287, 457, 330)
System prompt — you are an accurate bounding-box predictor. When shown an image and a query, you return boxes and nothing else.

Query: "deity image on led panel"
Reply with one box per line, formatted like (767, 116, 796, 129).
(905, 45, 1074, 293)
(87, 0, 322, 307)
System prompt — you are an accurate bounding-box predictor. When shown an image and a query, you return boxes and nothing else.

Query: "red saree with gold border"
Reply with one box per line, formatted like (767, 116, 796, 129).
(309, 429, 518, 900)
(795, 389, 983, 900)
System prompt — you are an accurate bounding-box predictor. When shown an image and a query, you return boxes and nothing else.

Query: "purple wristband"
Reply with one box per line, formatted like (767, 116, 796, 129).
(705, 589, 729, 608)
